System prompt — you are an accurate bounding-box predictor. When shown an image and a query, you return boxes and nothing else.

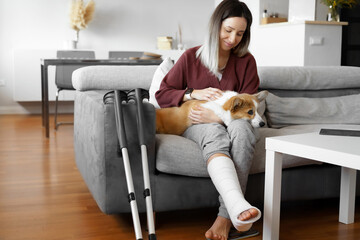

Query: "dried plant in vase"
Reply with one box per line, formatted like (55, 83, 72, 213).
(177, 24, 184, 50)
(69, 0, 95, 46)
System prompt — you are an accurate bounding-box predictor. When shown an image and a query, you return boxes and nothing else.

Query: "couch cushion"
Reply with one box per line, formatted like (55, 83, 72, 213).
(155, 128, 314, 177)
(149, 58, 174, 108)
(72, 65, 157, 91)
(266, 93, 360, 128)
(258, 66, 360, 90)
(155, 134, 206, 176)
(156, 124, 360, 177)
(72, 65, 360, 91)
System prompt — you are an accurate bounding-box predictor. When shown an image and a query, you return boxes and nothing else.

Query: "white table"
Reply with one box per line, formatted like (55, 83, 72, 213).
(263, 132, 360, 240)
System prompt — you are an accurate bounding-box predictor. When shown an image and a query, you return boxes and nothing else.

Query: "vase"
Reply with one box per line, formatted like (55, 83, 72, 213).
(63, 40, 77, 50)
(73, 30, 79, 49)
(327, 5, 340, 22)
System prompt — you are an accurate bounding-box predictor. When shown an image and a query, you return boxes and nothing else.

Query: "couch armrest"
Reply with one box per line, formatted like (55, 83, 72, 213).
(72, 65, 158, 91)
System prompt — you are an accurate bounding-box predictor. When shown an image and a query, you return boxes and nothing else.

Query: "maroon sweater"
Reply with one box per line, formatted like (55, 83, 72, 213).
(155, 46, 260, 108)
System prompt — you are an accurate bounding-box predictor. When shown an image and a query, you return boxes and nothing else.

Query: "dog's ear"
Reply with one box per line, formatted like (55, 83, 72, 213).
(223, 96, 245, 113)
(254, 90, 268, 102)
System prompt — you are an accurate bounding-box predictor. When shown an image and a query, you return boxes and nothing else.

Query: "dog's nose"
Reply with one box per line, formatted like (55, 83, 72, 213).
(259, 122, 265, 127)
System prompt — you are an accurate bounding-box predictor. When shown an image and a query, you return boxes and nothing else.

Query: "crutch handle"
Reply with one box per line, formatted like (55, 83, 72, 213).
(114, 90, 128, 149)
(134, 88, 149, 146)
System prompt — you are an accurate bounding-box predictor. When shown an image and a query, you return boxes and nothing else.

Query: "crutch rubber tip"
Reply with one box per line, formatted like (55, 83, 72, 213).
(148, 234, 157, 240)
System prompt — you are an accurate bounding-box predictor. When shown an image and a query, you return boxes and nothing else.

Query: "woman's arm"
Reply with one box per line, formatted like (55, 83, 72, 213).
(155, 52, 189, 108)
(236, 54, 260, 94)
(191, 88, 223, 101)
(189, 54, 260, 124)
(189, 105, 223, 125)
(156, 47, 225, 107)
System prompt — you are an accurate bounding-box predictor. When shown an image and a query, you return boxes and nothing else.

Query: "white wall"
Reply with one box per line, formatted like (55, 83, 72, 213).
(243, 0, 344, 67)
(0, 0, 342, 114)
(289, 0, 317, 22)
(288, 0, 328, 22)
(315, 0, 329, 21)
(0, 0, 213, 114)
(252, 24, 306, 66)
(304, 24, 343, 66)
(261, 0, 289, 18)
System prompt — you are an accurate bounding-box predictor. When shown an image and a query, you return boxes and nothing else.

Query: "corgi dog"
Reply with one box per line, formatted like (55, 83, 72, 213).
(156, 90, 268, 135)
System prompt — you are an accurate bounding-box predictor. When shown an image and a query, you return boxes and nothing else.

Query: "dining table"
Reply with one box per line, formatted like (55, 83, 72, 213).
(40, 58, 162, 138)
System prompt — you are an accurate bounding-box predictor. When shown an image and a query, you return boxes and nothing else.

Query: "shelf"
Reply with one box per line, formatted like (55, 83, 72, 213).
(259, 20, 349, 28)
(261, 17, 287, 25)
(304, 21, 349, 26)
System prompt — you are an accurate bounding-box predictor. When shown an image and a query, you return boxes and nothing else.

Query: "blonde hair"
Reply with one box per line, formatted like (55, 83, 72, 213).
(196, 0, 253, 76)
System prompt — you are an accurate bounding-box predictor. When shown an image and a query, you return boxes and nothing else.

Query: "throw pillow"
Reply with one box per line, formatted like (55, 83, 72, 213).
(149, 57, 174, 108)
(265, 93, 360, 127)
(257, 97, 267, 127)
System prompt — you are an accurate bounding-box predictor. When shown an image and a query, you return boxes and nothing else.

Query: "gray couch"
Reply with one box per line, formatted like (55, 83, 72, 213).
(72, 65, 360, 215)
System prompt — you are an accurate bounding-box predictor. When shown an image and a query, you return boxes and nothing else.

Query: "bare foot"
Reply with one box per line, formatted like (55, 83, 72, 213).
(229, 208, 258, 232)
(205, 216, 232, 240)
(238, 208, 259, 221)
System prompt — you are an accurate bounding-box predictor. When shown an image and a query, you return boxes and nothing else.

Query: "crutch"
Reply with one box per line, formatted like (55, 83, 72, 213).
(128, 88, 157, 240)
(113, 90, 143, 240)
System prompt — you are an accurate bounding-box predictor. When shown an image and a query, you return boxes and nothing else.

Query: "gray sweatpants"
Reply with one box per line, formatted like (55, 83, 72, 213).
(182, 119, 257, 220)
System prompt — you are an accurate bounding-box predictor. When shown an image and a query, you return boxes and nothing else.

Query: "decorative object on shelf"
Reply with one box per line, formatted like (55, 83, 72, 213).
(69, 0, 95, 49)
(126, 52, 162, 61)
(141, 52, 162, 60)
(262, 9, 268, 18)
(177, 24, 184, 50)
(157, 36, 173, 50)
(321, 0, 359, 22)
(327, 5, 340, 21)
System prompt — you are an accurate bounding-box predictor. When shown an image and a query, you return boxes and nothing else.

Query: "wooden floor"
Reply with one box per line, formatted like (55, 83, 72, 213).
(1, 114, 360, 240)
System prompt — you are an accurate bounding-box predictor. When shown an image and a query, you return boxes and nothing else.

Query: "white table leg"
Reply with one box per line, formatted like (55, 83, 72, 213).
(263, 150, 283, 240)
(339, 167, 357, 224)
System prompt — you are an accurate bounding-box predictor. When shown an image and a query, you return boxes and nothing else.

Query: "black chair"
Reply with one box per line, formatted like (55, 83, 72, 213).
(108, 51, 143, 60)
(54, 50, 95, 130)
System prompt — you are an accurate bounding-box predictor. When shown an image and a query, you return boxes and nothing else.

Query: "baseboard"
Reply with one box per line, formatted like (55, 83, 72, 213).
(0, 102, 74, 115)
(0, 106, 30, 114)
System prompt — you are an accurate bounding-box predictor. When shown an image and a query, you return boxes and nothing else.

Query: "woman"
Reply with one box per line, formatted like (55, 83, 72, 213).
(155, 1, 261, 239)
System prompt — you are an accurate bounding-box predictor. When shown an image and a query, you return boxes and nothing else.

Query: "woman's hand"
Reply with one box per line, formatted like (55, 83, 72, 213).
(189, 105, 223, 124)
(191, 87, 223, 101)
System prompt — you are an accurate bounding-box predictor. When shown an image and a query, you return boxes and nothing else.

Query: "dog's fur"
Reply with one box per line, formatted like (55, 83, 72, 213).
(156, 90, 268, 135)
